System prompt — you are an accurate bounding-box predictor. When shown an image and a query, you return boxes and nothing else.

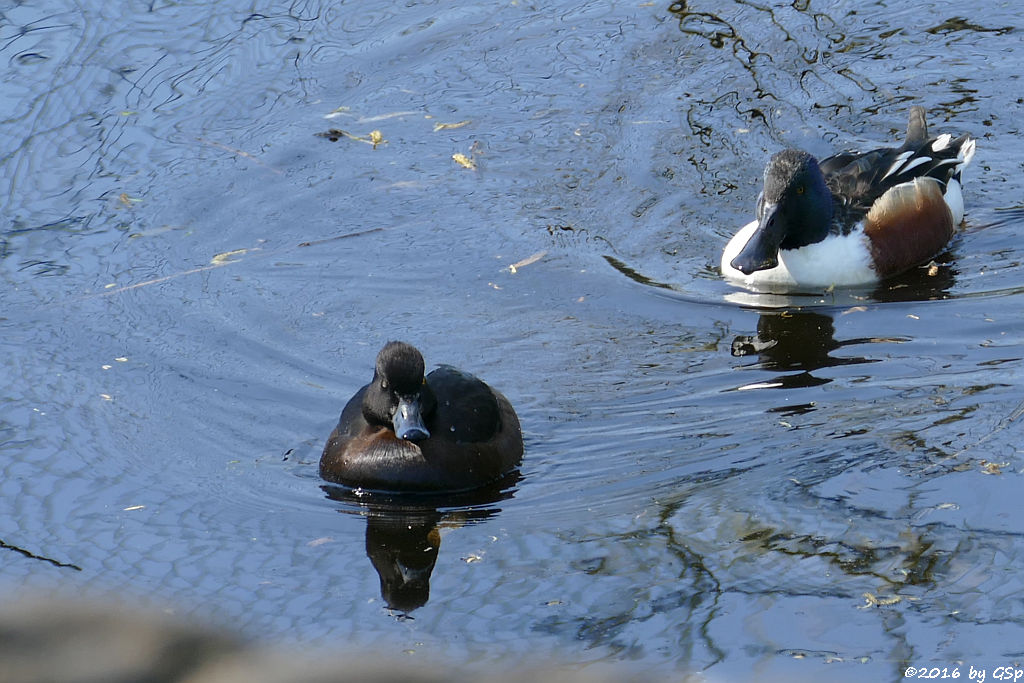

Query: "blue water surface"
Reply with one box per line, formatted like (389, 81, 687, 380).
(2, 1, 1024, 680)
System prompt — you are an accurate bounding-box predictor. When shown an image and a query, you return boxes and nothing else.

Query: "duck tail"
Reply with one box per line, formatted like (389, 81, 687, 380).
(957, 136, 977, 173)
(903, 106, 928, 148)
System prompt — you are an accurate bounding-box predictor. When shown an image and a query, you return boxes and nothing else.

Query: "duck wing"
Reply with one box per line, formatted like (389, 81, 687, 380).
(426, 366, 502, 443)
(820, 107, 975, 211)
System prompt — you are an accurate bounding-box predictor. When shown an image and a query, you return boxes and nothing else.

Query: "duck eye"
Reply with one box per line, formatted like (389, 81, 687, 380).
(795, 185, 805, 195)
(380, 380, 388, 390)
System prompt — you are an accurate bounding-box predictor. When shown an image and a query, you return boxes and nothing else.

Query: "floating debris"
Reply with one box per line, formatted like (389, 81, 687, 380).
(324, 106, 351, 119)
(197, 137, 282, 173)
(433, 120, 471, 132)
(315, 128, 386, 149)
(211, 249, 250, 265)
(357, 111, 417, 123)
(452, 152, 476, 169)
(979, 460, 1007, 475)
(507, 250, 547, 273)
(840, 306, 868, 315)
(858, 592, 902, 609)
(307, 537, 333, 547)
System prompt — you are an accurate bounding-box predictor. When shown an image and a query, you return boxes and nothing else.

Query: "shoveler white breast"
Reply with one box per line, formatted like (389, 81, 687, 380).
(721, 106, 976, 290)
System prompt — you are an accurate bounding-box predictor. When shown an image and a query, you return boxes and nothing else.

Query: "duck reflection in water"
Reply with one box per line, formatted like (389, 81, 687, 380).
(322, 476, 518, 613)
(731, 257, 957, 389)
(732, 310, 852, 389)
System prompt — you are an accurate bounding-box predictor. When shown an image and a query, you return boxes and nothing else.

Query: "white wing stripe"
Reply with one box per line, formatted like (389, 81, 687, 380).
(880, 151, 914, 181)
(898, 156, 933, 174)
(931, 134, 952, 152)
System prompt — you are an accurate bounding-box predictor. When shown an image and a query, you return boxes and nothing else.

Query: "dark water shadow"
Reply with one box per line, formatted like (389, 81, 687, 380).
(321, 474, 520, 613)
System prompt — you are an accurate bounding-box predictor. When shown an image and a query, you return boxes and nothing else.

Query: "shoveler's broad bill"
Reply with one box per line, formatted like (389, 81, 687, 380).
(721, 106, 976, 290)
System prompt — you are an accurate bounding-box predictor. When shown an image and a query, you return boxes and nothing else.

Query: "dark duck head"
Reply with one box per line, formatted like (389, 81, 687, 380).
(363, 341, 436, 442)
(730, 149, 834, 275)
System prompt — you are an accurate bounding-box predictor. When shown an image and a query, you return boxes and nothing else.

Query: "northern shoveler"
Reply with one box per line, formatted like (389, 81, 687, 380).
(721, 106, 976, 290)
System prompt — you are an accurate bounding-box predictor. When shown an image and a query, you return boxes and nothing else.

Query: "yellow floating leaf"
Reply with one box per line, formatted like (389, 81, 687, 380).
(452, 153, 476, 169)
(369, 129, 384, 149)
(118, 193, 142, 207)
(211, 248, 249, 264)
(433, 120, 471, 132)
(980, 460, 1007, 475)
(858, 592, 902, 609)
